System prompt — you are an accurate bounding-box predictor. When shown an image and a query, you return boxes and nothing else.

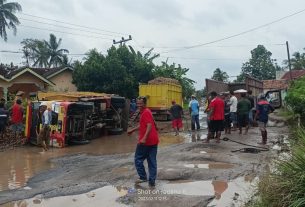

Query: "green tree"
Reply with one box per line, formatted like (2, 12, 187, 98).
(45, 34, 69, 67)
(285, 76, 305, 118)
(237, 45, 279, 81)
(72, 45, 157, 98)
(152, 62, 195, 98)
(211, 68, 229, 82)
(283, 49, 305, 70)
(21, 33, 69, 68)
(0, 0, 21, 41)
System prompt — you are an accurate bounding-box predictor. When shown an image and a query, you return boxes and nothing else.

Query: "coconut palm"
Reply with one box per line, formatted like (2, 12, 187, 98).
(21, 33, 69, 68)
(0, 0, 22, 41)
(45, 33, 69, 67)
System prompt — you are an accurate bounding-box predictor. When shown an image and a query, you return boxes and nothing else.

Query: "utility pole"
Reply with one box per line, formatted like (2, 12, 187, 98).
(286, 41, 293, 81)
(113, 35, 132, 46)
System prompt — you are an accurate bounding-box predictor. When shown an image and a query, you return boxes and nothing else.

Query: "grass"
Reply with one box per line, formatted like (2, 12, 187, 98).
(277, 107, 296, 120)
(249, 128, 305, 207)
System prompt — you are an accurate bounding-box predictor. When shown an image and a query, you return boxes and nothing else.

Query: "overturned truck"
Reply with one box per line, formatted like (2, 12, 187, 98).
(25, 92, 128, 147)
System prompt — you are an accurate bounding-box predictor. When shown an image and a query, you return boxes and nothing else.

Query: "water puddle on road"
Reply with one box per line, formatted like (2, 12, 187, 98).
(3, 176, 257, 207)
(3, 185, 130, 207)
(0, 132, 184, 191)
(182, 132, 208, 143)
(184, 162, 235, 169)
(161, 176, 258, 207)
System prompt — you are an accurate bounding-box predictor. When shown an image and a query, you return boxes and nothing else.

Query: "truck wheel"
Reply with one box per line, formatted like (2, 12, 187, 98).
(111, 97, 126, 109)
(108, 128, 123, 135)
(69, 139, 90, 145)
(111, 102, 125, 109)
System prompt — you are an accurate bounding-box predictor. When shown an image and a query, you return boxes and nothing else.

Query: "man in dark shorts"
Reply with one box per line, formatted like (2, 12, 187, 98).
(205, 91, 224, 143)
(254, 95, 274, 145)
(169, 100, 183, 136)
(237, 93, 251, 135)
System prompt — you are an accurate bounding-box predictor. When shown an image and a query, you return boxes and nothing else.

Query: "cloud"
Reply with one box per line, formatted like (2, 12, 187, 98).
(2, 0, 305, 90)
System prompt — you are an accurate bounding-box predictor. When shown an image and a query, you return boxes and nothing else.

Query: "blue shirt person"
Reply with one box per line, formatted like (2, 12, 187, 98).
(189, 95, 200, 130)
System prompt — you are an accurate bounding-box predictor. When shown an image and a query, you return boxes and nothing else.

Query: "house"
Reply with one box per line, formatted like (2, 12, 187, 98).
(262, 79, 288, 94)
(280, 70, 305, 80)
(0, 66, 77, 100)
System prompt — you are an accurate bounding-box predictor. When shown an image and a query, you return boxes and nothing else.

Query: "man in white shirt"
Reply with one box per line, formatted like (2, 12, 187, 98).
(38, 102, 52, 151)
(228, 91, 238, 130)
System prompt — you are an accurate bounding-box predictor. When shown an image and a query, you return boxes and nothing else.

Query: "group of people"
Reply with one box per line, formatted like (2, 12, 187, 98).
(206, 90, 274, 145)
(126, 92, 274, 189)
(0, 91, 53, 152)
(0, 95, 24, 136)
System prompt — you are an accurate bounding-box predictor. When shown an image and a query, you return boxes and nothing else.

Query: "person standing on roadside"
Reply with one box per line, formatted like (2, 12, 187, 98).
(10, 99, 24, 134)
(254, 95, 274, 145)
(222, 93, 231, 134)
(205, 91, 224, 143)
(228, 91, 238, 131)
(237, 93, 251, 135)
(169, 100, 183, 136)
(38, 102, 52, 151)
(0, 102, 9, 136)
(127, 96, 159, 187)
(247, 90, 255, 127)
(130, 99, 137, 115)
(189, 95, 200, 131)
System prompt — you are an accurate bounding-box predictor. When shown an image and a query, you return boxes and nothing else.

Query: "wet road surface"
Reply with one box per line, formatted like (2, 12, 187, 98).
(0, 110, 289, 207)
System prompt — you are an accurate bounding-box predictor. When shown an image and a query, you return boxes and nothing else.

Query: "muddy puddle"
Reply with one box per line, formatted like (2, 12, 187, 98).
(0, 132, 184, 191)
(2, 185, 129, 207)
(161, 176, 258, 206)
(184, 162, 235, 169)
(4, 175, 257, 207)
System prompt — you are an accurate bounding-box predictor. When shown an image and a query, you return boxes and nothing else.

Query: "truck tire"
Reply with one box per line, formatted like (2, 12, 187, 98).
(108, 128, 123, 135)
(111, 97, 126, 109)
(69, 139, 90, 145)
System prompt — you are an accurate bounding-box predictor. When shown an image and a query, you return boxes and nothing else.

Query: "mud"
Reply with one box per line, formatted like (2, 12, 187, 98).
(0, 111, 290, 207)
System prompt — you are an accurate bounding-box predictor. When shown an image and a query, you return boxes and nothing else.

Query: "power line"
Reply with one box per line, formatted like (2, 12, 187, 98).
(19, 24, 114, 40)
(0, 50, 286, 61)
(19, 18, 121, 38)
(20, 13, 128, 36)
(0, 50, 93, 56)
(160, 8, 305, 54)
(137, 43, 285, 49)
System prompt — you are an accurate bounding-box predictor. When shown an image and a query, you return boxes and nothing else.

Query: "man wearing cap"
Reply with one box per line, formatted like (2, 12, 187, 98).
(189, 95, 200, 131)
(169, 100, 183, 136)
(38, 102, 52, 151)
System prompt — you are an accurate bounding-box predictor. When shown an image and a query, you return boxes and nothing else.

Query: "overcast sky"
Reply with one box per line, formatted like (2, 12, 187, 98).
(1, 0, 305, 89)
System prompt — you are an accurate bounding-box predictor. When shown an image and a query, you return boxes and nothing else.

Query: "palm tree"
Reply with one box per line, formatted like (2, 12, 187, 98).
(0, 0, 22, 41)
(21, 34, 69, 68)
(45, 33, 69, 67)
(211, 68, 229, 82)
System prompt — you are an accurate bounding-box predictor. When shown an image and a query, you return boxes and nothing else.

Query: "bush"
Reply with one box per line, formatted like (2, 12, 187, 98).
(285, 77, 305, 117)
(254, 128, 305, 207)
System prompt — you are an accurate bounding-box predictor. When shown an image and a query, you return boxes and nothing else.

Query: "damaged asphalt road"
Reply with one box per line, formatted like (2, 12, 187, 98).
(0, 114, 289, 207)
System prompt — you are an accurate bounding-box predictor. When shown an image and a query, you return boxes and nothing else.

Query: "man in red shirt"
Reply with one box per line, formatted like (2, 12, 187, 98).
(127, 96, 159, 187)
(10, 99, 24, 134)
(205, 91, 225, 143)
